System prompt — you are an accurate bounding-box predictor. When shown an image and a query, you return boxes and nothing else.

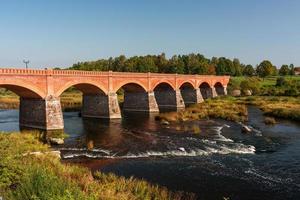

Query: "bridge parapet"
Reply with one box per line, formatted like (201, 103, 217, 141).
(0, 68, 47, 75)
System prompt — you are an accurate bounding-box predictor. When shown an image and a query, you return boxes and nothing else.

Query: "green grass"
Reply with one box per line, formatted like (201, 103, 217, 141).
(157, 96, 300, 123)
(0, 132, 195, 200)
(157, 96, 248, 123)
(231, 76, 300, 87)
(240, 96, 300, 121)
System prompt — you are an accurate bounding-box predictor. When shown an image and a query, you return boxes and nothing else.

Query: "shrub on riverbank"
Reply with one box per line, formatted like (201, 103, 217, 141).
(241, 96, 300, 121)
(157, 97, 248, 123)
(0, 132, 194, 200)
(157, 96, 300, 123)
(229, 76, 300, 97)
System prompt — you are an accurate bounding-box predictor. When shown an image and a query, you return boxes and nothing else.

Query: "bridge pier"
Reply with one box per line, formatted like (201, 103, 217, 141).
(211, 86, 218, 98)
(154, 89, 185, 111)
(82, 93, 121, 119)
(123, 91, 159, 112)
(20, 96, 64, 130)
(180, 88, 204, 105)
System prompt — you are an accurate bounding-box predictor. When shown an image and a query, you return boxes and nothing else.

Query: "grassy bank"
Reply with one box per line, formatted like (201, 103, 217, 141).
(240, 96, 300, 121)
(0, 132, 194, 200)
(157, 96, 300, 123)
(157, 97, 248, 123)
(0, 91, 124, 111)
(0, 93, 82, 111)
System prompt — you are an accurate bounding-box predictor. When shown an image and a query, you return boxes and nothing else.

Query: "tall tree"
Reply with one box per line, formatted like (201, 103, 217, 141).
(243, 64, 255, 76)
(256, 60, 276, 77)
(279, 65, 290, 76)
(289, 64, 295, 75)
(233, 58, 242, 76)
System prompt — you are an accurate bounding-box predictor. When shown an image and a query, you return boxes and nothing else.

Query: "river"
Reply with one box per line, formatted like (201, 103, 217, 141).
(0, 106, 300, 200)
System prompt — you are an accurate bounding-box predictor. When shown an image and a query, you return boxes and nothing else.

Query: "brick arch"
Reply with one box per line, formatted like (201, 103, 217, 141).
(151, 80, 176, 91)
(198, 81, 214, 88)
(211, 78, 229, 87)
(55, 80, 108, 97)
(113, 80, 148, 93)
(0, 79, 46, 98)
(214, 82, 225, 95)
(178, 81, 196, 89)
(199, 81, 213, 99)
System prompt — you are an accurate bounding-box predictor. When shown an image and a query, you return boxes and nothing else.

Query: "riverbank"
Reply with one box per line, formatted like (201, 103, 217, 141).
(0, 93, 82, 111)
(157, 96, 300, 123)
(0, 132, 194, 200)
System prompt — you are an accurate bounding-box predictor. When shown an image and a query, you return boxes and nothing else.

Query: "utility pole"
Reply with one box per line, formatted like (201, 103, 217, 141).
(23, 60, 30, 69)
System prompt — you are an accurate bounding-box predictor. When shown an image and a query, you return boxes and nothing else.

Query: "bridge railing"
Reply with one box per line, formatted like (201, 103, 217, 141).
(0, 68, 47, 75)
(0, 68, 230, 81)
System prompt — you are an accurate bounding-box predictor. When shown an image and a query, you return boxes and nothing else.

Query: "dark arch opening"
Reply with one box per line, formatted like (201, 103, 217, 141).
(0, 85, 50, 131)
(214, 82, 225, 96)
(59, 83, 109, 122)
(179, 82, 196, 106)
(59, 83, 106, 113)
(154, 82, 178, 111)
(116, 83, 149, 113)
(199, 82, 212, 99)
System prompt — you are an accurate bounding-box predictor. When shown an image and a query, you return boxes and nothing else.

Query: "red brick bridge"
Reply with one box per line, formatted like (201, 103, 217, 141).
(0, 68, 229, 130)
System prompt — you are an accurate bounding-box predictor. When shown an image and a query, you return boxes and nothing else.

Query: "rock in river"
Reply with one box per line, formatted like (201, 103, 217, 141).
(49, 137, 64, 145)
(161, 120, 170, 125)
(241, 125, 252, 133)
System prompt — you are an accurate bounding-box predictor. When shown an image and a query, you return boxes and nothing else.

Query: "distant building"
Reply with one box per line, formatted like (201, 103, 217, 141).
(295, 67, 300, 75)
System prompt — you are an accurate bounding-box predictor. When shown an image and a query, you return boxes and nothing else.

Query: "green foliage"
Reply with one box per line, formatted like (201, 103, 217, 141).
(158, 96, 248, 123)
(256, 60, 277, 77)
(68, 53, 299, 79)
(240, 78, 260, 95)
(230, 76, 300, 97)
(279, 65, 290, 76)
(243, 65, 255, 76)
(68, 53, 246, 76)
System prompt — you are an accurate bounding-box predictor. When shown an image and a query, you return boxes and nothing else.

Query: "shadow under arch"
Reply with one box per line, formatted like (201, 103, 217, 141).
(179, 82, 197, 106)
(0, 83, 57, 131)
(153, 82, 181, 111)
(116, 83, 158, 113)
(214, 82, 225, 96)
(199, 82, 212, 99)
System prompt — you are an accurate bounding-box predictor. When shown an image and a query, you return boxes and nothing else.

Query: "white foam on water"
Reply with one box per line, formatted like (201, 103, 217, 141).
(61, 123, 256, 159)
(214, 126, 234, 142)
(58, 147, 111, 155)
(62, 143, 256, 159)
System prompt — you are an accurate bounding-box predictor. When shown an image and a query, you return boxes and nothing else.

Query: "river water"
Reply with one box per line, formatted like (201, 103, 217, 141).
(0, 106, 300, 200)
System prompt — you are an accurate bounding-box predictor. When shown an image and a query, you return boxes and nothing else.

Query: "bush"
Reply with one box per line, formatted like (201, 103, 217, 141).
(276, 77, 286, 86)
(240, 78, 260, 95)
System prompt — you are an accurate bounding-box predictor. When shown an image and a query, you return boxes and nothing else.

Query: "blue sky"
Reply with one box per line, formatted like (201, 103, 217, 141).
(1, 0, 300, 68)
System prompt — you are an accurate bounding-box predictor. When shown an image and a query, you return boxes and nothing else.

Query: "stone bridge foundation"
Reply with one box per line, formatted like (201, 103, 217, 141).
(123, 92, 159, 112)
(211, 87, 218, 98)
(20, 96, 64, 130)
(82, 93, 121, 119)
(154, 90, 185, 111)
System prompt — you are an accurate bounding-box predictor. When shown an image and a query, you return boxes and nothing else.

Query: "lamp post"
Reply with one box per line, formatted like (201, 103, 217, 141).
(23, 60, 30, 69)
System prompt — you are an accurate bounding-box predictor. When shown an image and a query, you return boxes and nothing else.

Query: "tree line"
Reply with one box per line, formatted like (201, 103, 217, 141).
(68, 53, 297, 77)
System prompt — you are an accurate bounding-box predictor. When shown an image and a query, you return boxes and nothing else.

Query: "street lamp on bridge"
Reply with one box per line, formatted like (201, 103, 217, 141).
(23, 60, 30, 69)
